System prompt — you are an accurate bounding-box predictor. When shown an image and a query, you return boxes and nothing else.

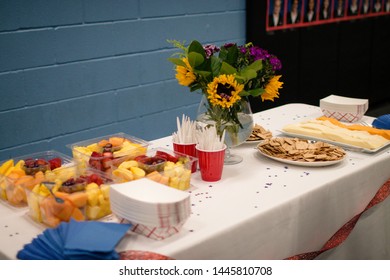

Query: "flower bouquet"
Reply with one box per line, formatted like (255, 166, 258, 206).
(168, 40, 283, 163)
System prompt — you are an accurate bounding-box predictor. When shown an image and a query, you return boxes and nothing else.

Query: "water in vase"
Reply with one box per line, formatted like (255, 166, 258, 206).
(196, 112, 254, 148)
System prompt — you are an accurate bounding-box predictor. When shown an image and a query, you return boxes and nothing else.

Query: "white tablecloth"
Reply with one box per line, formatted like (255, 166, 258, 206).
(1, 103, 389, 260)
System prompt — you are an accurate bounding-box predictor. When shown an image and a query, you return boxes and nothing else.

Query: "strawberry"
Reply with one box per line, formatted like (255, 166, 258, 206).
(155, 151, 178, 163)
(48, 157, 62, 170)
(101, 157, 112, 170)
(35, 158, 49, 167)
(134, 155, 148, 161)
(88, 173, 104, 185)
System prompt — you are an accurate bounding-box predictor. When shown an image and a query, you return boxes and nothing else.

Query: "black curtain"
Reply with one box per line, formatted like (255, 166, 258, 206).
(246, 0, 390, 113)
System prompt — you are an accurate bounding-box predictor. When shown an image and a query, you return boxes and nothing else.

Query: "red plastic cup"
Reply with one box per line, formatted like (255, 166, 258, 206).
(173, 142, 198, 173)
(196, 144, 226, 182)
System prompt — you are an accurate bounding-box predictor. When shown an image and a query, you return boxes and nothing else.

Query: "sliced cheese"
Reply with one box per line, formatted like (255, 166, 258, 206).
(283, 119, 389, 150)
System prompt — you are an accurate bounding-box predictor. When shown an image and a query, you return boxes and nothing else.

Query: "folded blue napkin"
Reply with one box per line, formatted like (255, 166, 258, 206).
(17, 219, 132, 260)
(372, 114, 390, 130)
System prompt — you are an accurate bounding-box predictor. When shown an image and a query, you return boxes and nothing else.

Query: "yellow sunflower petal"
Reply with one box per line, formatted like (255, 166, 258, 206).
(206, 74, 243, 108)
(175, 57, 196, 86)
(261, 75, 283, 102)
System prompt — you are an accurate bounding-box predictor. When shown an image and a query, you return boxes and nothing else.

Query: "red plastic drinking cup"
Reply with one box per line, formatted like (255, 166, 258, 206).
(173, 142, 198, 173)
(195, 144, 226, 182)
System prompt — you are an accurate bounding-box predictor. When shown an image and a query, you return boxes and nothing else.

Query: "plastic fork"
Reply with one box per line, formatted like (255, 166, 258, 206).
(42, 181, 64, 204)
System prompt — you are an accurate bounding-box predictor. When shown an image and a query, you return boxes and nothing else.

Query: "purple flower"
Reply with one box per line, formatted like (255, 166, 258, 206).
(203, 44, 220, 59)
(239, 46, 247, 54)
(250, 46, 270, 61)
(269, 55, 282, 70)
(223, 43, 236, 48)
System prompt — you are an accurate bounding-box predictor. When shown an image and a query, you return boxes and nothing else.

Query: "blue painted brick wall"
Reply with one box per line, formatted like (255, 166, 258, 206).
(0, 0, 246, 160)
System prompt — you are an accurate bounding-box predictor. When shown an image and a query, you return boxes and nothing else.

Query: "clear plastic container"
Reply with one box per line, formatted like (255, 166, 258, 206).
(25, 168, 114, 227)
(111, 147, 197, 190)
(68, 132, 150, 174)
(0, 150, 75, 207)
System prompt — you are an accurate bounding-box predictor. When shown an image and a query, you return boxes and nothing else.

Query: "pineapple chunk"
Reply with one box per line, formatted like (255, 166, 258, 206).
(130, 167, 145, 180)
(100, 184, 110, 199)
(86, 205, 101, 220)
(87, 188, 100, 206)
(85, 182, 99, 191)
(118, 160, 138, 170)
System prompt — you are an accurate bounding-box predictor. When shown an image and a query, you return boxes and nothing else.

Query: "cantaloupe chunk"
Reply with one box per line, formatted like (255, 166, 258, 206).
(98, 139, 110, 147)
(67, 192, 88, 208)
(8, 168, 25, 178)
(44, 196, 73, 222)
(6, 171, 21, 181)
(7, 185, 25, 205)
(146, 171, 162, 182)
(55, 200, 74, 222)
(15, 175, 35, 190)
(33, 171, 45, 185)
(159, 175, 169, 186)
(40, 198, 61, 227)
(71, 207, 85, 221)
(109, 137, 125, 147)
(54, 191, 69, 200)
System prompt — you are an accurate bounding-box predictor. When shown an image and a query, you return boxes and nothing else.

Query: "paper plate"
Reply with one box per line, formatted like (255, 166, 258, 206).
(255, 148, 346, 167)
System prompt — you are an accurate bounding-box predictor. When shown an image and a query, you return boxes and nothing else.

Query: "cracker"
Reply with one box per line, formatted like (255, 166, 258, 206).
(247, 124, 273, 141)
(257, 137, 346, 162)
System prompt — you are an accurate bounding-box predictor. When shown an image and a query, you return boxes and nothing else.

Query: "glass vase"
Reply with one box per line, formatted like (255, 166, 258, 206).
(196, 95, 254, 165)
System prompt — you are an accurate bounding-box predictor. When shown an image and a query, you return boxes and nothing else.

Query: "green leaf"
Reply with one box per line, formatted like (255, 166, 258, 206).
(188, 52, 204, 68)
(193, 69, 212, 77)
(210, 56, 222, 77)
(239, 90, 250, 96)
(245, 59, 263, 72)
(220, 61, 237, 75)
(247, 88, 264, 97)
(239, 68, 257, 81)
(167, 57, 186, 67)
(188, 40, 206, 58)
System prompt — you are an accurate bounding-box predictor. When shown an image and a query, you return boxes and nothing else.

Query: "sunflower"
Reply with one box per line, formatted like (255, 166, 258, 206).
(261, 75, 283, 102)
(206, 74, 244, 108)
(175, 57, 196, 86)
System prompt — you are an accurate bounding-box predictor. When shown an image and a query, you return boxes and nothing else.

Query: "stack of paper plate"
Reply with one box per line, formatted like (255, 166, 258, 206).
(110, 178, 191, 240)
(320, 95, 369, 122)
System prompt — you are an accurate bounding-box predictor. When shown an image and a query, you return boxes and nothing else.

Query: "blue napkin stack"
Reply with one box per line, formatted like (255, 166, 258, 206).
(372, 114, 390, 130)
(17, 219, 132, 260)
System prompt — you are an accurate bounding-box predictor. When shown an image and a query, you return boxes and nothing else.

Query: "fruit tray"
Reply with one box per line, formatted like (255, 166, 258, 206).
(0, 150, 75, 207)
(25, 168, 114, 228)
(68, 132, 150, 174)
(111, 147, 197, 191)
